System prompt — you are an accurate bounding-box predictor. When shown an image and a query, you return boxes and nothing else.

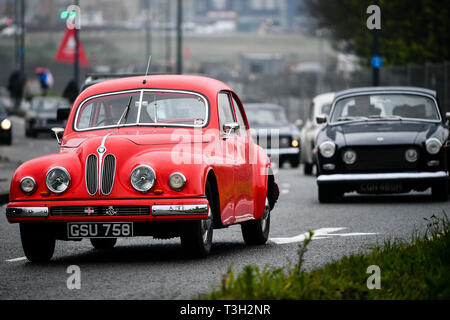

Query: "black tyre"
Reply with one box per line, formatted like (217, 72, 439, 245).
(90, 238, 117, 250)
(318, 184, 342, 203)
(303, 162, 313, 175)
(181, 181, 214, 258)
(20, 223, 55, 263)
(290, 158, 300, 168)
(241, 197, 270, 245)
(431, 180, 449, 201)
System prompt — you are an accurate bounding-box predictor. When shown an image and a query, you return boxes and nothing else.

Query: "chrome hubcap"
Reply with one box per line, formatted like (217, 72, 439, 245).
(261, 197, 270, 231)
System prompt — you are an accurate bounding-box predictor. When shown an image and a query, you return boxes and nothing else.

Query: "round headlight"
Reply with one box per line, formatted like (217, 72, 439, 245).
(291, 139, 299, 148)
(405, 148, 418, 163)
(319, 141, 336, 158)
(426, 138, 442, 155)
(46, 167, 70, 194)
(1, 119, 11, 130)
(20, 177, 36, 194)
(342, 149, 357, 165)
(130, 165, 156, 193)
(169, 172, 186, 191)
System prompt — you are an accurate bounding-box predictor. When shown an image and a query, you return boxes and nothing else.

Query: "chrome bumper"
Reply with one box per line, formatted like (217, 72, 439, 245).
(6, 207, 49, 218)
(266, 147, 300, 155)
(317, 171, 449, 183)
(151, 204, 209, 216)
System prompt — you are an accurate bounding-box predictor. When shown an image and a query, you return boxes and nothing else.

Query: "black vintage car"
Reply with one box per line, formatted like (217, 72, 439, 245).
(0, 99, 12, 145)
(315, 87, 449, 203)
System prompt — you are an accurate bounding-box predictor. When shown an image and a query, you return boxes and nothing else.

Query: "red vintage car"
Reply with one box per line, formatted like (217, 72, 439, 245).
(6, 75, 279, 262)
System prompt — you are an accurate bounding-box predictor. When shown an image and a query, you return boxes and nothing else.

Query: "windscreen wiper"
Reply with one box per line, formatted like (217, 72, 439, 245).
(116, 96, 133, 128)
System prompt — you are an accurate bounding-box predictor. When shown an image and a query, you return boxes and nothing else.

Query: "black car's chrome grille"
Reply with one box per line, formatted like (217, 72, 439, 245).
(344, 147, 418, 173)
(86, 154, 98, 195)
(51, 205, 150, 217)
(101, 154, 116, 195)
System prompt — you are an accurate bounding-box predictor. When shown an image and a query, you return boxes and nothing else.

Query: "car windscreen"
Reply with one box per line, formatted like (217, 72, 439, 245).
(330, 94, 440, 123)
(0, 102, 6, 115)
(245, 107, 288, 126)
(75, 90, 208, 130)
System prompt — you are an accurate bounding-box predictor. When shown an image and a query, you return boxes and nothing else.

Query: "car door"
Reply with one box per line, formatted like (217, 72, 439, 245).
(230, 93, 255, 222)
(216, 92, 238, 225)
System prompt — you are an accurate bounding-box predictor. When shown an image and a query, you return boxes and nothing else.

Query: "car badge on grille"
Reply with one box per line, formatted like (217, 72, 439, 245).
(84, 207, 95, 216)
(105, 206, 118, 216)
(97, 146, 106, 154)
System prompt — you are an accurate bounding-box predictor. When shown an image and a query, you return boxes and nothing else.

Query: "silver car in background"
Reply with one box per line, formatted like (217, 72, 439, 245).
(300, 92, 335, 175)
(25, 97, 70, 137)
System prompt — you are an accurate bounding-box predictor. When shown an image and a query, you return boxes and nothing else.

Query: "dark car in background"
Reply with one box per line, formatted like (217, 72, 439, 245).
(315, 87, 450, 203)
(0, 99, 12, 145)
(245, 103, 301, 168)
(25, 97, 70, 137)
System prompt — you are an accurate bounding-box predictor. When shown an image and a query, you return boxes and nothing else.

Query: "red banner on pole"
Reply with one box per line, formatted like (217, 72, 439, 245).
(54, 28, 89, 67)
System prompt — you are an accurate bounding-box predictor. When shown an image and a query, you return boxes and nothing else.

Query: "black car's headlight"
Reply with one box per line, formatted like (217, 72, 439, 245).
(425, 138, 442, 155)
(46, 167, 71, 194)
(319, 141, 336, 158)
(130, 165, 156, 193)
(1, 119, 11, 130)
(342, 149, 357, 165)
(405, 148, 419, 163)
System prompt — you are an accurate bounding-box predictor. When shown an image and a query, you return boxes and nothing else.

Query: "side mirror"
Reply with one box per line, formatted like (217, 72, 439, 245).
(316, 115, 327, 124)
(222, 122, 240, 139)
(57, 108, 71, 121)
(446, 112, 450, 121)
(51, 127, 64, 145)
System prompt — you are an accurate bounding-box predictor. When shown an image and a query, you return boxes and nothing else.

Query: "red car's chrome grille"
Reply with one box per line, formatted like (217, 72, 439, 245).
(101, 154, 116, 195)
(51, 205, 150, 216)
(86, 154, 98, 195)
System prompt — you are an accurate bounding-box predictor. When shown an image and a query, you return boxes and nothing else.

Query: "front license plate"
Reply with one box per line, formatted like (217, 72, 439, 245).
(359, 182, 403, 194)
(67, 222, 133, 239)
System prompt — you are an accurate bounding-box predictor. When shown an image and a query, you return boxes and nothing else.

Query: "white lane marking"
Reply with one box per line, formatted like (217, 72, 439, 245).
(281, 189, 290, 194)
(5, 256, 27, 263)
(270, 227, 378, 245)
(281, 183, 290, 188)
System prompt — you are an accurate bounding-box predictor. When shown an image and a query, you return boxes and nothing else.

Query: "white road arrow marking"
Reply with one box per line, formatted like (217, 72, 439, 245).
(5, 257, 27, 263)
(270, 227, 378, 245)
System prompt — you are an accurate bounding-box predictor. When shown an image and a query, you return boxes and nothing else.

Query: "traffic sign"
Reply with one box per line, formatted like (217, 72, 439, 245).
(371, 56, 383, 69)
(54, 28, 89, 67)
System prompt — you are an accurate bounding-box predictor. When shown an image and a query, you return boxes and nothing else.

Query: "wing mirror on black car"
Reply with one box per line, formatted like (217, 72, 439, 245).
(446, 112, 450, 122)
(316, 115, 327, 124)
(57, 108, 71, 121)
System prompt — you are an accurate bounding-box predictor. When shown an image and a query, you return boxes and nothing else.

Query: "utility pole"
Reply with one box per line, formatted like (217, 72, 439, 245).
(19, 0, 25, 81)
(146, 0, 152, 62)
(176, 0, 182, 74)
(372, 0, 380, 86)
(74, 0, 80, 90)
(14, 0, 19, 69)
(165, 0, 172, 73)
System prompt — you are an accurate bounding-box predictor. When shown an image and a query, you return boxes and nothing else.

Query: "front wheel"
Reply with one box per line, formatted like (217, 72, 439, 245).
(180, 182, 214, 258)
(20, 223, 55, 263)
(431, 180, 449, 201)
(241, 197, 271, 245)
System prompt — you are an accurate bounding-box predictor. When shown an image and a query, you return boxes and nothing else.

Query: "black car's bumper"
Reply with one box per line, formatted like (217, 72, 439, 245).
(0, 128, 11, 140)
(317, 171, 448, 193)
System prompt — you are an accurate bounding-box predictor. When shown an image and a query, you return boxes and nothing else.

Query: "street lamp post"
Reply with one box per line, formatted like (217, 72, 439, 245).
(176, 0, 182, 74)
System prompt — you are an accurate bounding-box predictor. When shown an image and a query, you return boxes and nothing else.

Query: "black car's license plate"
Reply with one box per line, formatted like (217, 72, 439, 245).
(359, 182, 403, 194)
(67, 222, 133, 239)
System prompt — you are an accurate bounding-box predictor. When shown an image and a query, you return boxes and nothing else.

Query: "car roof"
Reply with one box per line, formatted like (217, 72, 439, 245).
(244, 103, 283, 109)
(335, 86, 436, 99)
(77, 75, 233, 103)
(313, 92, 335, 105)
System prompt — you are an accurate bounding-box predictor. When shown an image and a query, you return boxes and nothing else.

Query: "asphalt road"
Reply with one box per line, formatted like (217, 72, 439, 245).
(1, 117, 449, 299)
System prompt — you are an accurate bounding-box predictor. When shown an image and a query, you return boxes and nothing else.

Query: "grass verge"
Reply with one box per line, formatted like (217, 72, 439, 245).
(201, 213, 450, 300)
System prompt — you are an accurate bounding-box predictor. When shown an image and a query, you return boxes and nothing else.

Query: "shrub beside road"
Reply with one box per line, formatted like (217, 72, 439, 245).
(202, 214, 450, 300)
